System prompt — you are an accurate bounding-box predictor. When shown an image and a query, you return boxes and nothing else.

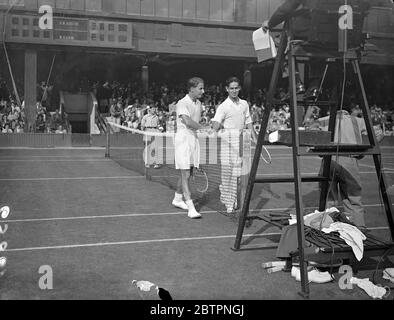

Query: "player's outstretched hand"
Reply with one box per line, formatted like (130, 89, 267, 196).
(207, 128, 217, 136)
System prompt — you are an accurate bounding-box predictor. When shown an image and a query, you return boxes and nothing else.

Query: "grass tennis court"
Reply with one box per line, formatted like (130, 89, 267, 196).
(0, 145, 393, 300)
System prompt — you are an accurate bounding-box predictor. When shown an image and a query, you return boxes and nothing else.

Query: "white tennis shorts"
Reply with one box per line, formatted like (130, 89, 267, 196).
(174, 130, 200, 170)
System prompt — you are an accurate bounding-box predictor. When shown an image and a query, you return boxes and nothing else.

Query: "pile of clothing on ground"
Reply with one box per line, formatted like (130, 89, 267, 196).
(263, 207, 393, 299)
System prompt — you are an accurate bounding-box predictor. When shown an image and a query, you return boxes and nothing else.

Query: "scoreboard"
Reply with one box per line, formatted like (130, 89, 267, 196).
(3, 14, 134, 49)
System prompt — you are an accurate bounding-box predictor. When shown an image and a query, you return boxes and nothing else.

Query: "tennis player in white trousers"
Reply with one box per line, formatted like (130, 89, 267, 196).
(172, 77, 205, 219)
(211, 77, 257, 213)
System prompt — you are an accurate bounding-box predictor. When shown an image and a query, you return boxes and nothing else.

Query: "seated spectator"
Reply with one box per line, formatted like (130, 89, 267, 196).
(123, 103, 135, 118)
(11, 101, 21, 113)
(168, 99, 177, 114)
(15, 123, 24, 133)
(157, 110, 167, 132)
(132, 98, 142, 110)
(123, 116, 132, 128)
(2, 123, 12, 133)
(109, 101, 124, 128)
(351, 103, 362, 118)
(55, 124, 67, 134)
(383, 110, 393, 134)
(1, 101, 11, 115)
(9, 119, 17, 132)
(36, 101, 46, 118)
(0, 114, 7, 127)
(36, 114, 46, 133)
(131, 118, 139, 130)
(371, 103, 383, 125)
(7, 109, 19, 122)
(166, 113, 176, 133)
(0, 98, 7, 113)
(200, 111, 210, 127)
(52, 109, 62, 126)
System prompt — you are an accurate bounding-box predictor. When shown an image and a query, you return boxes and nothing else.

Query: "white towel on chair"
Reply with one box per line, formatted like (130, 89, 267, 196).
(322, 222, 366, 261)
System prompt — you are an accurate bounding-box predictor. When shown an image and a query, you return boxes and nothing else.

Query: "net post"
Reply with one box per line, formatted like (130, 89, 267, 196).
(105, 122, 110, 158)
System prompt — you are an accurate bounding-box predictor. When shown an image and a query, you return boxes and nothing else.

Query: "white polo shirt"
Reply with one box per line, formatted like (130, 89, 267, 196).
(212, 97, 253, 130)
(176, 94, 202, 133)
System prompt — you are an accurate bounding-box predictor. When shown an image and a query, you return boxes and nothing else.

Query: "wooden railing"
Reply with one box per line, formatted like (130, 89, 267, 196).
(89, 92, 113, 134)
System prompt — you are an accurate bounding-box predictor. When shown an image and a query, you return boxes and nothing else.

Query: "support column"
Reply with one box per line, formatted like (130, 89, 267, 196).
(142, 65, 149, 94)
(243, 64, 252, 101)
(24, 49, 37, 132)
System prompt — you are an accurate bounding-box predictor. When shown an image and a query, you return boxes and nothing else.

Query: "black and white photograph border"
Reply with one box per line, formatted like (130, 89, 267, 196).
(0, 0, 394, 307)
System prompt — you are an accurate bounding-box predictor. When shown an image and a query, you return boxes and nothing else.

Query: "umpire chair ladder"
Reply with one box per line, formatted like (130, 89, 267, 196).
(232, 22, 394, 298)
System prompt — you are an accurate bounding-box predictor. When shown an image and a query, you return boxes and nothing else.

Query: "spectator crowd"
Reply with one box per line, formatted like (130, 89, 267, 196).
(95, 80, 394, 136)
(0, 77, 69, 134)
(1, 74, 394, 136)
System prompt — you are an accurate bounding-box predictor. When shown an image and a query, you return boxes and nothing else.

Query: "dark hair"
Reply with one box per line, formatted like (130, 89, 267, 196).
(187, 77, 204, 91)
(226, 77, 241, 87)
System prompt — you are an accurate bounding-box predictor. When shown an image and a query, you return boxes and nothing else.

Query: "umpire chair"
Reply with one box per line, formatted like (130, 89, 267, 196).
(233, 0, 394, 298)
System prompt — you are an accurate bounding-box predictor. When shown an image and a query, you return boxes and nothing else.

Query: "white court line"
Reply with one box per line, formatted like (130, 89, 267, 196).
(5, 226, 391, 253)
(0, 159, 110, 162)
(359, 163, 394, 171)
(2, 207, 296, 223)
(2, 171, 393, 182)
(5, 232, 282, 252)
(264, 155, 394, 160)
(255, 171, 394, 176)
(4, 203, 393, 224)
(0, 155, 104, 159)
(0, 176, 144, 181)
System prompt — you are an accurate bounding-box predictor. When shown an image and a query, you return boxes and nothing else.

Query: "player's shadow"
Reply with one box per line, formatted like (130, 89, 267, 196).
(284, 189, 321, 208)
(253, 184, 281, 211)
(239, 222, 282, 248)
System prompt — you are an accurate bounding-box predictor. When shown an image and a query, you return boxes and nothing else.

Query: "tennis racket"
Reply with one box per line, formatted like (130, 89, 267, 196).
(191, 167, 209, 194)
(260, 146, 272, 164)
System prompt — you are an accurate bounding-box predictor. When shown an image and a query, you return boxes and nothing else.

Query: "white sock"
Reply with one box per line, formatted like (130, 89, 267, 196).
(174, 193, 183, 202)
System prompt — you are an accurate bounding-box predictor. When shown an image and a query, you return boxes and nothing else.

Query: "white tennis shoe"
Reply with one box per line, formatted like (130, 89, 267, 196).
(0, 256, 6, 268)
(0, 241, 7, 252)
(0, 224, 7, 235)
(172, 200, 188, 210)
(226, 206, 234, 214)
(291, 266, 333, 283)
(0, 256, 6, 277)
(188, 208, 202, 219)
(0, 206, 10, 219)
(185, 200, 201, 219)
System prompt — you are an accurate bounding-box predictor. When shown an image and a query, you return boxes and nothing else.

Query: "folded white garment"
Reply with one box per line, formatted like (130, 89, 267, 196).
(289, 207, 340, 227)
(350, 277, 388, 299)
(262, 261, 286, 269)
(322, 222, 366, 261)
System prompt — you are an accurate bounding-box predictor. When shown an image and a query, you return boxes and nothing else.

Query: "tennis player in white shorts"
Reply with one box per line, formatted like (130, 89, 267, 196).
(172, 77, 205, 219)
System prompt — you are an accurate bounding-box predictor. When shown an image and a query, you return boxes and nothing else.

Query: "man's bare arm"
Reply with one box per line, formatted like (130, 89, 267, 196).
(246, 123, 258, 144)
(180, 115, 202, 131)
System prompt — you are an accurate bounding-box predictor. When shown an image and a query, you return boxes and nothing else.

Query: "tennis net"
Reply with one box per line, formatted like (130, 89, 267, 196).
(106, 122, 252, 213)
